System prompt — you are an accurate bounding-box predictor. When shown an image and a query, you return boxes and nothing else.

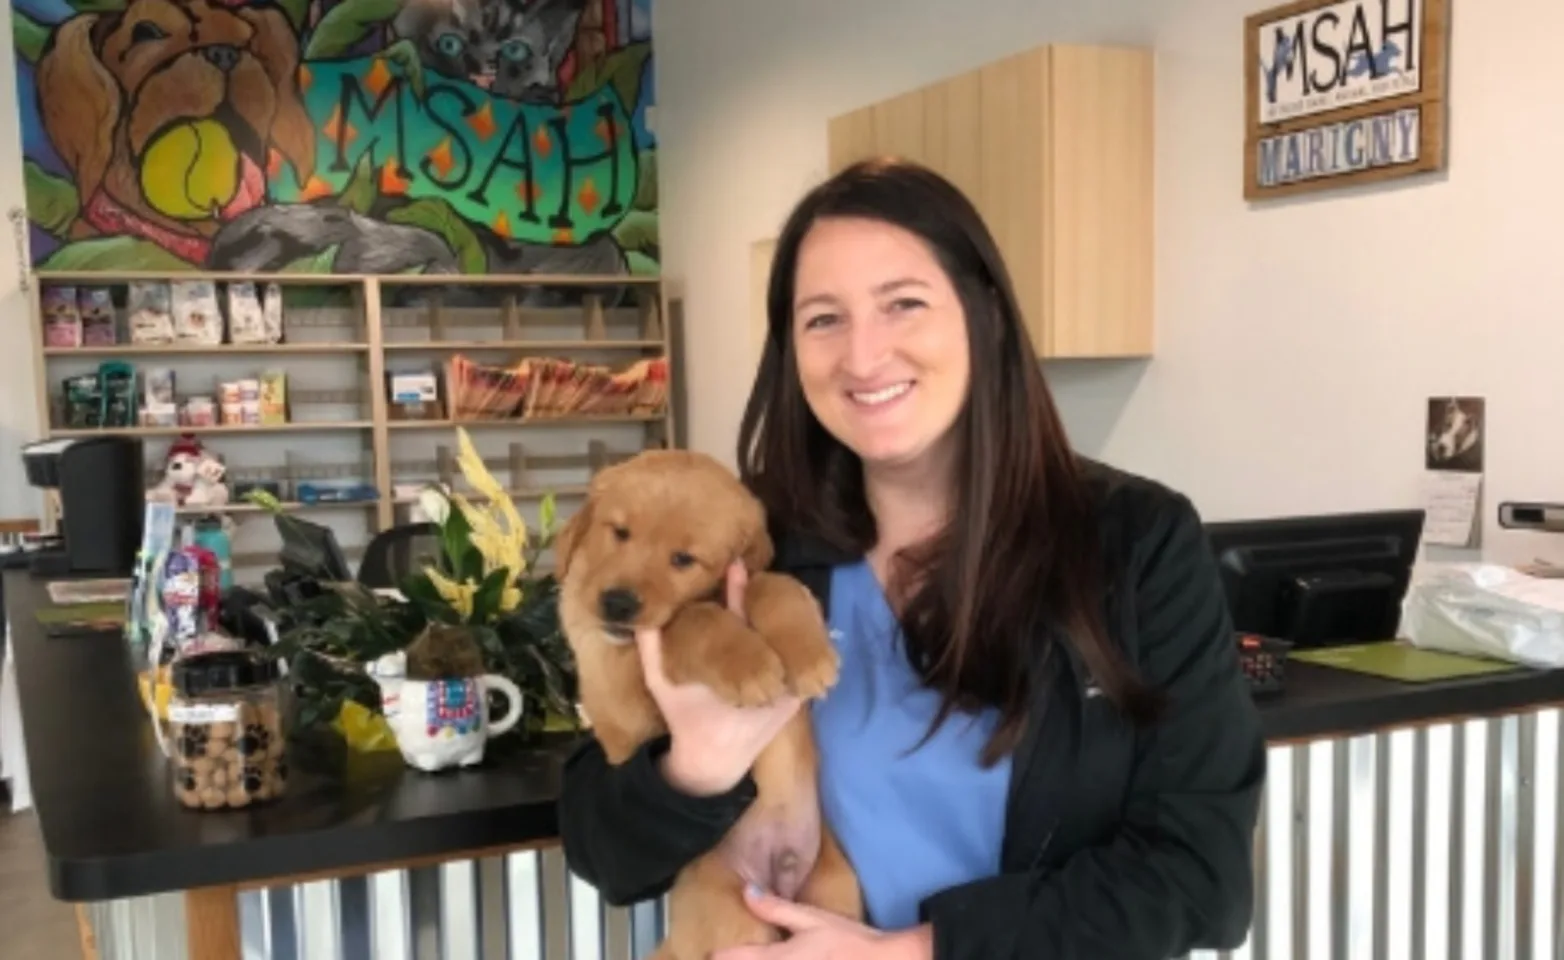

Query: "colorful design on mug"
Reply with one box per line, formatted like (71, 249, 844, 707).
(426, 678, 481, 738)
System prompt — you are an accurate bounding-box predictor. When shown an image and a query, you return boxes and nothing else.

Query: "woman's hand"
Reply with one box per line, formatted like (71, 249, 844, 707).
(711, 886, 933, 960)
(638, 561, 805, 797)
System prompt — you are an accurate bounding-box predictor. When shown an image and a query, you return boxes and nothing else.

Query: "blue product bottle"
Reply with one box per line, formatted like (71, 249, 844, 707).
(191, 517, 233, 592)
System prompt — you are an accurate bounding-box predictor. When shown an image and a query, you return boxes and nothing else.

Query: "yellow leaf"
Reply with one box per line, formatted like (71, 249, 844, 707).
(424, 566, 476, 619)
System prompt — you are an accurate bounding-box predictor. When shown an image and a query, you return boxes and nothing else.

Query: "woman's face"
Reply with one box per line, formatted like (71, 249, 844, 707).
(789, 216, 972, 474)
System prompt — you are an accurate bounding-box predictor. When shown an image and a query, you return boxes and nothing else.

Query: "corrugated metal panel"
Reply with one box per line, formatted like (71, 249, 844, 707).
(82, 707, 1564, 959)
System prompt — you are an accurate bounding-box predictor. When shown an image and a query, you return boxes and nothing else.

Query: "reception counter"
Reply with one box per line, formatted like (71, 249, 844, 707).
(10, 567, 1564, 960)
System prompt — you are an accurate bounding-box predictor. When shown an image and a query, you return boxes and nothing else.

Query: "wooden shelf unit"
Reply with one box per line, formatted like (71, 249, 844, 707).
(27, 270, 678, 573)
(825, 43, 1155, 360)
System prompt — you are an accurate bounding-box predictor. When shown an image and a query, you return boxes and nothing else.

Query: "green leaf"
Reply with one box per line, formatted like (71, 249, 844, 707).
(38, 236, 198, 271)
(13, 13, 48, 66)
(468, 567, 510, 625)
(23, 161, 80, 238)
(566, 42, 651, 114)
(281, 244, 341, 274)
(631, 149, 657, 211)
(65, 0, 129, 12)
(386, 198, 486, 274)
(612, 210, 658, 259)
(337, 153, 378, 215)
(379, 39, 429, 102)
(624, 251, 658, 277)
(304, 0, 403, 60)
(538, 494, 557, 539)
(274, 0, 309, 32)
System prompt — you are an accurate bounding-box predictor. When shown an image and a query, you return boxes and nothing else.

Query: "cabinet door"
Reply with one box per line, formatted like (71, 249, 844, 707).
(1044, 45, 1154, 359)
(921, 71, 982, 209)
(976, 48, 1049, 350)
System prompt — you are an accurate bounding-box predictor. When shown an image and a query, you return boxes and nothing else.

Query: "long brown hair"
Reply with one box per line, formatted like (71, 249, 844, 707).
(737, 157, 1162, 765)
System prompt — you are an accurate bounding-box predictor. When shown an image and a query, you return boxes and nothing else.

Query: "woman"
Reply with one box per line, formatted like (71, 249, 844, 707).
(557, 158, 1266, 959)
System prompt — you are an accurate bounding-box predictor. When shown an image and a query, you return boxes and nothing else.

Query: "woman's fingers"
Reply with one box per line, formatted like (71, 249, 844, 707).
(634, 628, 666, 693)
(726, 559, 749, 615)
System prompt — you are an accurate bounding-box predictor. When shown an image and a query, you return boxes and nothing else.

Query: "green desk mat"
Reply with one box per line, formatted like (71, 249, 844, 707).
(1291, 641, 1524, 683)
(34, 601, 125, 627)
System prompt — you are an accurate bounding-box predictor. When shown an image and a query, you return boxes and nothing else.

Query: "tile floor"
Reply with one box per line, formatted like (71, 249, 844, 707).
(0, 800, 81, 960)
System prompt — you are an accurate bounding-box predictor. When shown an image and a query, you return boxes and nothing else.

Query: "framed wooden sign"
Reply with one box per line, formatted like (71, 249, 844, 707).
(1244, 0, 1450, 200)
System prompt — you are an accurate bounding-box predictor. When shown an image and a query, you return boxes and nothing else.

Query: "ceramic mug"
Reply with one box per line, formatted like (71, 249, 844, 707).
(374, 658, 523, 772)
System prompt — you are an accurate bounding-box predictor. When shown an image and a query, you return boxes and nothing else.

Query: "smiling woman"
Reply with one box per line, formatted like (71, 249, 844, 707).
(559, 158, 1265, 960)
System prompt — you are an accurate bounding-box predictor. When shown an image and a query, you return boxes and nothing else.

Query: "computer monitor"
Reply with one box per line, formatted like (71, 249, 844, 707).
(1204, 509, 1425, 649)
(277, 514, 354, 583)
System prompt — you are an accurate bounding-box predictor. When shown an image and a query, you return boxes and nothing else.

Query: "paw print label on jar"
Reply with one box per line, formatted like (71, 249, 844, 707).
(167, 650, 288, 811)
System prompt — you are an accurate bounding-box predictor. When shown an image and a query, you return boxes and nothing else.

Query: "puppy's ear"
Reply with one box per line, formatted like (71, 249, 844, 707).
(553, 501, 592, 580)
(36, 15, 119, 205)
(737, 499, 774, 573)
(237, 5, 316, 184)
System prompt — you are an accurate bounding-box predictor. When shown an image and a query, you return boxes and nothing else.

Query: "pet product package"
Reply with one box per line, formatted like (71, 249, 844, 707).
(142, 368, 177, 427)
(226, 283, 269, 344)
(262, 283, 285, 343)
(79, 287, 118, 346)
(128, 282, 175, 344)
(99, 362, 138, 428)
(62, 374, 101, 428)
(258, 371, 288, 425)
(171, 281, 222, 345)
(42, 285, 82, 347)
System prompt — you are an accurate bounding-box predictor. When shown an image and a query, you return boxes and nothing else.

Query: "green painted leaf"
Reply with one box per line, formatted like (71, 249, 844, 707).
(275, 0, 309, 32)
(13, 13, 48, 65)
(612, 210, 657, 258)
(38, 236, 197, 271)
(337, 153, 378, 215)
(386, 198, 487, 274)
(24, 161, 79, 238)
(625, 251, 658, 277)
(632, 149, 657, 211)
(566, 42, 651, 115)
(304, 0, 403, 60)
(281, 243, 341, 273)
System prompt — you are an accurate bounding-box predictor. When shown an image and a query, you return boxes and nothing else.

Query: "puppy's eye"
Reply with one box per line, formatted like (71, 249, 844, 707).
(670, 551, 695, 569)
(130, 21, 168, 44)
(612, 525, 630, 542)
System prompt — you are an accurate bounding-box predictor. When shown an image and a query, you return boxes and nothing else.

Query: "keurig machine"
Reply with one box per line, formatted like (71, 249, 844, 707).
(22, 436, 146, 575)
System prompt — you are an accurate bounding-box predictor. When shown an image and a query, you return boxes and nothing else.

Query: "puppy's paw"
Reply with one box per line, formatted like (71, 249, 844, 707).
(782, 640, 840, 700)
(705, 640, 789, 707)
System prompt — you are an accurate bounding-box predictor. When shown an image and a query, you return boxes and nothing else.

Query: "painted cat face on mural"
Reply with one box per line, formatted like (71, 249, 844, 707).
(393, 0, 589, 104)
(32, 0, 315, 258)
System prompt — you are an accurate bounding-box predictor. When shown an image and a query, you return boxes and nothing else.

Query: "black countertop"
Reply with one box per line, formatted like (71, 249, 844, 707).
(7, 570, 580, 902)
(11, 568, 1564, 903)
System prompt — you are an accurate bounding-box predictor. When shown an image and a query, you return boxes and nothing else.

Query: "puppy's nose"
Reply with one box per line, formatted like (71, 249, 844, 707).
(202, 44, 241, 72)
(599, 588, 641, 623)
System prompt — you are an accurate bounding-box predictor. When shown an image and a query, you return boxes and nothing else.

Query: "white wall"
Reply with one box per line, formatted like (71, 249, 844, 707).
(0, 0, 1556, 564)
(650, 0, 1564, 567)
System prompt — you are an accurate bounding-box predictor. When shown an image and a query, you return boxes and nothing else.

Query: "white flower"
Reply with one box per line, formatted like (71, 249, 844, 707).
(416, 487, 452, 526)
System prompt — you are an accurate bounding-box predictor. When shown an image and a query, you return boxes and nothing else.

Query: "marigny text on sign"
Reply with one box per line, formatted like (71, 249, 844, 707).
(1255, 0, 1424, 125)
(1256, 106, 1419, 188)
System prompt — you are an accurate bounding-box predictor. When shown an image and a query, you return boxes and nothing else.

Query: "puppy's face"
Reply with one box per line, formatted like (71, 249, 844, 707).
(555, 451, 774, 647)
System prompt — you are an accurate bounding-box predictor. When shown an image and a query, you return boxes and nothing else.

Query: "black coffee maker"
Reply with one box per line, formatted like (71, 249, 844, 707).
(22, 436, 146, 576)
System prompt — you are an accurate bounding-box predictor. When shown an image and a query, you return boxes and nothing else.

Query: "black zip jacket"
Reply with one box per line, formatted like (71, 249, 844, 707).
(556, 460, 1266, 959)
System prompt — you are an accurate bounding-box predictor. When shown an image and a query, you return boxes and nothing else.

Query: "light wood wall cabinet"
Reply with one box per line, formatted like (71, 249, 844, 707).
(827, 44, 1154, 359)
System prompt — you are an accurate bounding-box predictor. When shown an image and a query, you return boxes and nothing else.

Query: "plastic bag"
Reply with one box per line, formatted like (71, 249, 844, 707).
(1402, 563, 1564, 668)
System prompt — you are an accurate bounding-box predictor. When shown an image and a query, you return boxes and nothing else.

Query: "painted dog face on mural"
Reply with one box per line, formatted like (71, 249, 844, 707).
(34, 0, 315, 260)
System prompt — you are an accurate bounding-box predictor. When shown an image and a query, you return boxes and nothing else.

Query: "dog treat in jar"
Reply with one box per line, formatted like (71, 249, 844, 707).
(168, 650, 288, 811)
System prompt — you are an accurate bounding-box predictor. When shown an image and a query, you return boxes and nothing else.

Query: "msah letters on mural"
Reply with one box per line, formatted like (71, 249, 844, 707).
(12, 0, 658, 281)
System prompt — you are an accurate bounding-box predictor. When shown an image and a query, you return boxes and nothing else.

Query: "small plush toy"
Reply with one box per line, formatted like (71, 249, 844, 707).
(148, 435, 231, 507)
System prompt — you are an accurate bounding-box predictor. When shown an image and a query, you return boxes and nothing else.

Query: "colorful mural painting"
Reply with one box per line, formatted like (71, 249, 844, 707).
(11, 0, 657, 277)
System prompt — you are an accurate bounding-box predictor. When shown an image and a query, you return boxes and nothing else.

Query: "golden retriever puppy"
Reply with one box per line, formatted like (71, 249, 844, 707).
(555, 449, 863, 959)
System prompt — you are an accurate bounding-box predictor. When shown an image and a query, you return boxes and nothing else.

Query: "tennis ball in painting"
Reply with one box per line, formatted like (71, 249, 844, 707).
(140, 119, 240, 220)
